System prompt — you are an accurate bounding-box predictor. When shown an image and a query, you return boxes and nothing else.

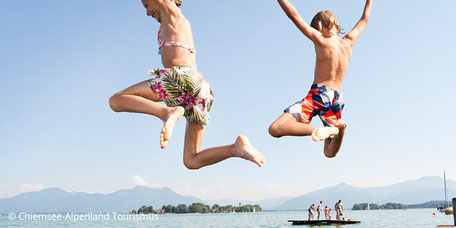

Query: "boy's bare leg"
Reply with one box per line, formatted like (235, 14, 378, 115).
(269, 113, 317, 137)
(269, 114, 347, 157)
(109, 80, 184, 149)
(322, 120, 347, 158)
(182, 121, 265, 169)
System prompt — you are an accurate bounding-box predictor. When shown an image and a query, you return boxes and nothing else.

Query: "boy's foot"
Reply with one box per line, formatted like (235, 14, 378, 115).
(311, 127, 339, 141)
(233, 135, 265, 167)
(160, 106, 185, 149)
(335, 120, 347, 137)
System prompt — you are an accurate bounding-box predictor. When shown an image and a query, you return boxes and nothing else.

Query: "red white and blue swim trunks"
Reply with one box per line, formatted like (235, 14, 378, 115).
(284, 84, 345, 127)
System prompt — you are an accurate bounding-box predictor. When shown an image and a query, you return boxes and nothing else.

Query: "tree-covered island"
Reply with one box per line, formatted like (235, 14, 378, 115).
(131, 202, 262, 214)
(352, 202, 407, 210)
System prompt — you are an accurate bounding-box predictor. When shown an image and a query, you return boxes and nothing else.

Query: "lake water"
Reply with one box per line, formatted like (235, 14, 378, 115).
(0, 209, 453, 227)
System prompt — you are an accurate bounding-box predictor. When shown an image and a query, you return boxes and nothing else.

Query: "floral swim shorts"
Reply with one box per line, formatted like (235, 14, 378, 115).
(147, 65, 214, 127)
(284, 84, 345, 127)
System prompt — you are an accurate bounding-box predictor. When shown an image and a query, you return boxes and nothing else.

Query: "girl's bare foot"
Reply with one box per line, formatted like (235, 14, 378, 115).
(160, 106, 185, 149)
(311, 127, 339, 141)
(233, 135, 265, 167)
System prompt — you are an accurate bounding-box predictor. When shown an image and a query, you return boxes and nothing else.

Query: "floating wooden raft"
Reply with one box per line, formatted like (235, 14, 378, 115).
(288, 219, 361, 225)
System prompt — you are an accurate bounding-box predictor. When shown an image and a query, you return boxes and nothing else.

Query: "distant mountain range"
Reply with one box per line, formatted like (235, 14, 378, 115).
(273, 176, 456, 210)
(0, 186, 201, 213)
(0, 176, 454, 213)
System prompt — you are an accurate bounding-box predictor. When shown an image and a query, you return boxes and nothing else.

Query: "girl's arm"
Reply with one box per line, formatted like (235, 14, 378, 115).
(277, 0, 323, 44)
(152, 0, 180, 15)
(343, 0, 372, 45)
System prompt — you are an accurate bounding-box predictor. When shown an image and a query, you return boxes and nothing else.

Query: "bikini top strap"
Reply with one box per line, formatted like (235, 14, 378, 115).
(157, 30, 195, 54)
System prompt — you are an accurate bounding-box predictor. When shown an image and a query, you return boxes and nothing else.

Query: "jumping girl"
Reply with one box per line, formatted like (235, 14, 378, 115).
(109, 0, 265, 169)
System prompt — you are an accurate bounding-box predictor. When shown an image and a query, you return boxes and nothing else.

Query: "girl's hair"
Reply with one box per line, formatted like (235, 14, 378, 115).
(174, 0, 182, 7)
(310, 11, 344, 35)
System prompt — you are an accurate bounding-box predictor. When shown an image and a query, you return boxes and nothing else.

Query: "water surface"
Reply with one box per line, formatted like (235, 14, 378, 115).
(0, 209, 453, 227)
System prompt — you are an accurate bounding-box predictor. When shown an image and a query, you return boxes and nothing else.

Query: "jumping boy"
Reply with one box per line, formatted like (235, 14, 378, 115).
(269, 0, 372, 158)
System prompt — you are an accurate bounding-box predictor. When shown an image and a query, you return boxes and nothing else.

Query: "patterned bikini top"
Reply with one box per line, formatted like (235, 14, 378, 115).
(157, 30, 195, 55)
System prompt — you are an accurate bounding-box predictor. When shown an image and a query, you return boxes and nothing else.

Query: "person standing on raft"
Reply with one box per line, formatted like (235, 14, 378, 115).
(316, 201, 323, 220)
(109, 0, 265, 169)
(335, 200, 344, 220)
(308, 204, 316, 220)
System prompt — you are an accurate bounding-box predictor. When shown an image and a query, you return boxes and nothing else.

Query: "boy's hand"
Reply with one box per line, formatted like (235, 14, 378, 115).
(343, 0, 372, 45)
(277, 0, 324, 44)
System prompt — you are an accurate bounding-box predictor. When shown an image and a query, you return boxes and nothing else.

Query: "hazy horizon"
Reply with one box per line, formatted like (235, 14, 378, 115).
(2, 175, 453, 202)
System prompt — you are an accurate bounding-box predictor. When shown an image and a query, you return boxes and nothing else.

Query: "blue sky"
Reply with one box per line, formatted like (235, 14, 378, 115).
(1, 0, 455, 201)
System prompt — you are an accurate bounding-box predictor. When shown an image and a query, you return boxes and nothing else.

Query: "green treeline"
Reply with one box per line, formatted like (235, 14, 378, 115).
(407, 200, 453, 209)
(131, 202, 262, 214)
(352, 202, 407, 210)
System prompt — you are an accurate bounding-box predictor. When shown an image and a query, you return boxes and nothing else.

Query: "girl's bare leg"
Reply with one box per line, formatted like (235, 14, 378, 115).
(109, 80, 184, 148)
(182, 121, 265, 170)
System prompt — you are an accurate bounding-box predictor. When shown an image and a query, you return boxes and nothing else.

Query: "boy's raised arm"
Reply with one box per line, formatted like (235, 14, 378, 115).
(343, 0, 372, 45)
(277, 0, 322, 43)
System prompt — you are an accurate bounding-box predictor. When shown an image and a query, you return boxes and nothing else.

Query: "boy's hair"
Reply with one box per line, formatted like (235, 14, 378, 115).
(310, 11, 343, 34)
(174, 0, 182, 7)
